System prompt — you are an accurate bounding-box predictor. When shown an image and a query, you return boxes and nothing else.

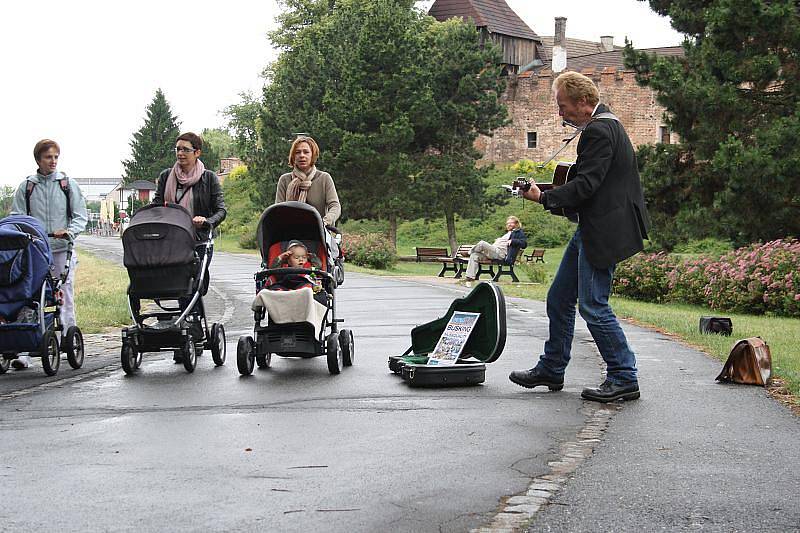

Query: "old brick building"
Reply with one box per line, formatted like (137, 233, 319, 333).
(428, 0, 683, 164)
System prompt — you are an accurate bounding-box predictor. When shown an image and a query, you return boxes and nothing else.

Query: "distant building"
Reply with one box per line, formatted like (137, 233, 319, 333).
(108, 180, 157, 211)
(428, 0, 684, 164)
(429, 0, 543, 75)
(218, 157, 244, 183)
(74, 177, 121, 202)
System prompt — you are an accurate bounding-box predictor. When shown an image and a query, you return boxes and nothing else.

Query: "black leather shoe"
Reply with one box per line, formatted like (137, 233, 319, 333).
(581, 380, 640, 403)
(509, 367, 564, 391)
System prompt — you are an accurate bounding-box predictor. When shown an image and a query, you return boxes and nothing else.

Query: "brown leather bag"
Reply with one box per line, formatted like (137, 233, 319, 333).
(715, 337, 772, 386)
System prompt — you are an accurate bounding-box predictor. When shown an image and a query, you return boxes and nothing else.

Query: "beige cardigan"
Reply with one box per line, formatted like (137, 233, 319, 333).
(275, 170, 341, 226)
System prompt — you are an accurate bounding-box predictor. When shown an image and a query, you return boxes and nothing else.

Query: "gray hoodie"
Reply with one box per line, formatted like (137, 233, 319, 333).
(11, 171, 88, 252)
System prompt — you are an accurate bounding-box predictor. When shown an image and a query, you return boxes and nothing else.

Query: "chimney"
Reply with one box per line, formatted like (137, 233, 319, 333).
(552, 17, 567, 73)
(600, 35, 614, 52)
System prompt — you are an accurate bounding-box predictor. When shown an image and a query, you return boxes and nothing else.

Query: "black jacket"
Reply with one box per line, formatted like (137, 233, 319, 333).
(505, 228, 527, 265)
(541, 104, 650, 268)
(153, 169, 227, 241)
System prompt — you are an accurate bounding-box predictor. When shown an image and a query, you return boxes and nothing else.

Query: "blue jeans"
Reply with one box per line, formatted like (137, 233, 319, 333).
(537, 229, 638, 385)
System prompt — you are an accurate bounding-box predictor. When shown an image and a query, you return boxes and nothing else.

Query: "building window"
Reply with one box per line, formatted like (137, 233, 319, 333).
(659, 126, 671, 144)
(527, 131, 537, 149)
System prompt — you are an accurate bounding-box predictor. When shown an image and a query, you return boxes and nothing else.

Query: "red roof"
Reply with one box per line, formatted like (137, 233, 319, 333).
(428, 0, 540, 41)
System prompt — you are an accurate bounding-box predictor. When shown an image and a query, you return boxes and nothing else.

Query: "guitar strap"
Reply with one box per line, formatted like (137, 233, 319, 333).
(538, 111, 620, 168)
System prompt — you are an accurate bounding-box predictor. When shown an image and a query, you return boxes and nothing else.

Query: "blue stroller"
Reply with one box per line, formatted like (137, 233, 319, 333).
(0, 215, 84, 376)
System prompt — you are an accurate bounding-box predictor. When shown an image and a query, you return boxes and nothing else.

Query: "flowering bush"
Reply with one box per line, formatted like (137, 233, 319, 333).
(343, 233, 397, 270)
(613, 252, 676, 303)
(614, 239, 800, 317)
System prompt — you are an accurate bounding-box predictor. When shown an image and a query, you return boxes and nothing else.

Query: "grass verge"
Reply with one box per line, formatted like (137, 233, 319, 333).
(75, 249, 131, 333)
(214, 234, 259, 255)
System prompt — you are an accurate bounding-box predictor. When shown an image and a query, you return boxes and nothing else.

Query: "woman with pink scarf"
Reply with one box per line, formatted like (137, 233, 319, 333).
(153, 132, 227, 294)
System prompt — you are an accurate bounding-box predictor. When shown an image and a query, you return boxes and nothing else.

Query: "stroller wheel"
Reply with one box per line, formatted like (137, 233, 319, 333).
(64, 326, 85, 369)
(326, 333, 342, 375)
(339, 329, 354, 367)
(121, 342, 138, 375)
(256, 351, 272, 369)
(237, 336, 255, 376)
(210, 323, 226, 367)
(182, 335, 197, 373)
(40, 331, 60, 377)
(0, 355, 11, 374)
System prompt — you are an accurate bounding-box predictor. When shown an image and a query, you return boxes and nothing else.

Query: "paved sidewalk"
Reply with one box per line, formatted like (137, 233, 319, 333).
(399, 276, 800, 532)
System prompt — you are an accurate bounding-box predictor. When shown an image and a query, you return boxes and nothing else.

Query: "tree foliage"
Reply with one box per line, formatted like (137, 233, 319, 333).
(236, 0, 506, 249)
(625, 0, 800, 247)
(122, 89, 181, 184)
(200, 128, 235, 173)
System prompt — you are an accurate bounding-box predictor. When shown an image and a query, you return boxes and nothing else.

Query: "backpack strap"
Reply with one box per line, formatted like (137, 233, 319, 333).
(59, 178, 73, 220)
(25, 181, 35, 216)
(24, 177, 72, 220)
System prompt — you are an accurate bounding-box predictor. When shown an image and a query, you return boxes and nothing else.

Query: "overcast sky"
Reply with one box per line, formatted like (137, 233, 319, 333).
(0, 0, 683, 187)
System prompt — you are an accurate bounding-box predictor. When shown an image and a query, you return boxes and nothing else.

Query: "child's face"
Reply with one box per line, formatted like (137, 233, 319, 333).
(287, 246, 307, 267)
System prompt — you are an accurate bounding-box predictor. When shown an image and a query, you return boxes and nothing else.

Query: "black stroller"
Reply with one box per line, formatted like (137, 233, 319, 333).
(0, 215, 84, 376)
(120, 203, 225, 374)
(236, 201, 354, 376)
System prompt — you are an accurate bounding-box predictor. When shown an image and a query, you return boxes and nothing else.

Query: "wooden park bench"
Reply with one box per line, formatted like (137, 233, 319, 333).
(524, 248, 546, 263)
(415, 246, 460, 277)
(455, 245, 524, 282)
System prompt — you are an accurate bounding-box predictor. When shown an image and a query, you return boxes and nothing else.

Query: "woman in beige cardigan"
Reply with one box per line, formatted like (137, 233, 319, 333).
(275, 136, 341, 227)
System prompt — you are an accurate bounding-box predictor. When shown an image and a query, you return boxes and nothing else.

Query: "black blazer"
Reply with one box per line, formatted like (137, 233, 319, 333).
(505, 227, 527, 265)
(541, 104, 650, 268)
(153, 169, 227, 241)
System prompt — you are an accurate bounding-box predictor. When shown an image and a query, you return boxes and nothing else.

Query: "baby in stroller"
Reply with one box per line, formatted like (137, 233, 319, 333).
(266, 240, 325, 302)
(238, 201, 354, 376)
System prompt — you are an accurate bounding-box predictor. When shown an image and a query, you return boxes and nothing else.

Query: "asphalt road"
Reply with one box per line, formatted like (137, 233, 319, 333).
(2, 236, 798, 532)
(0, 236, 607, 532)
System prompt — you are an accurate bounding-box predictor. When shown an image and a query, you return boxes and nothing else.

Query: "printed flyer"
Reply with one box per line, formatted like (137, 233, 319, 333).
(426, 311, 481, 366)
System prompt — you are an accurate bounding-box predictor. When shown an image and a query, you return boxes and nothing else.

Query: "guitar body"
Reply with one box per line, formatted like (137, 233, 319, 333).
(539, 162, 578, 222)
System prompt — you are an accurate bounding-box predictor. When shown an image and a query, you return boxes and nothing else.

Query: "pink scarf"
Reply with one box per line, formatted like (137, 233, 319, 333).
(286, 166, 317, 203)
(165, 160, 205, 215)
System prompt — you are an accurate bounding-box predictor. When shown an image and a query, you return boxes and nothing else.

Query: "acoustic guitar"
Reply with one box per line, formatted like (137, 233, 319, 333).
(514, 162, 578, 222)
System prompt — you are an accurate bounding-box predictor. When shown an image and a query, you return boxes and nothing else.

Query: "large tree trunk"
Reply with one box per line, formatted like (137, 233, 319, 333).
(388, 214, 398, 252)
(445, 209, 458, 255)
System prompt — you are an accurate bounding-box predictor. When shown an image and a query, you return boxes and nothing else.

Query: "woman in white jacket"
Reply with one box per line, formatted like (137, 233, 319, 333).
(10, 139, 88, 369)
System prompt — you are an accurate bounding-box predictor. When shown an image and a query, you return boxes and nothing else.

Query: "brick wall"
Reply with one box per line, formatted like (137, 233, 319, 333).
(478, 68, 675, 165)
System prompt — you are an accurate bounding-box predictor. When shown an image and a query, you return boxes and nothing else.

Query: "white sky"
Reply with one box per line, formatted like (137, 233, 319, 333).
(0, 0, 683, 186)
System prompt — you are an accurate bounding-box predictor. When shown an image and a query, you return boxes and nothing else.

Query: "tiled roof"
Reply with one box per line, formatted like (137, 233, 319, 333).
(127, 180, 157, 190)
(537, 36, 625, 61)
(428, 0, 540, 41)
(541, 46, 685, 71)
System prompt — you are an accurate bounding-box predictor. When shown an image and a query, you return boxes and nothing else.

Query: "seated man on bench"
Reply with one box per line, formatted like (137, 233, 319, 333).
(464, 216, 527, 282)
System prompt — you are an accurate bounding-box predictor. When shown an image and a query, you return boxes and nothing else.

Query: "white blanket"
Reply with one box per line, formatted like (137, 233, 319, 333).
(251, 287, 327, 339)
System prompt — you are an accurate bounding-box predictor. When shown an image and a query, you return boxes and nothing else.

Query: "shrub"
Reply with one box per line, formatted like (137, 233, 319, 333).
(344, 233, 397, 270)
(518, 262, 548, 284)
(613, 252, 675, 303)
(672, 237, 733, 256)
(617, 239, 800, 318)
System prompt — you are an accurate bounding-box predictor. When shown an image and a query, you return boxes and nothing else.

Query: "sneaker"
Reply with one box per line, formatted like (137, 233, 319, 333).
(11, 356, 31, 370)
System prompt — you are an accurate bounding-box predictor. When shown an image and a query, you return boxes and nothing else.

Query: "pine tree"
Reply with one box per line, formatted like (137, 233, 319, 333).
(625, 0, 800, 247)
(122, 89, 181, 184)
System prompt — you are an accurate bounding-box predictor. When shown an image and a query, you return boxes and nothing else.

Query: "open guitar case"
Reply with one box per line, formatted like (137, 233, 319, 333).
(388, 282, 506, 387)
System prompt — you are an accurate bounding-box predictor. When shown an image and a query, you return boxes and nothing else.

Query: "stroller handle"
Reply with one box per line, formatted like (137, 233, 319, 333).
(255, 267, 333, 282)
(46, 233, 75, 284)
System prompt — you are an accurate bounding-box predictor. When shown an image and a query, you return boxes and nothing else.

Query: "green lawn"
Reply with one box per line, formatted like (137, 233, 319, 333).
(75, 249, 131, 333)
(214, 234, 259, 255)
(347, 247, 800, 402)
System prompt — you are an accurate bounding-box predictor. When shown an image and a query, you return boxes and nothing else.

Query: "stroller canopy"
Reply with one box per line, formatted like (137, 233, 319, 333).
(0, 215, 52, 320)
(123, 203, 196, 269)
(257, 201, 329, 262)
